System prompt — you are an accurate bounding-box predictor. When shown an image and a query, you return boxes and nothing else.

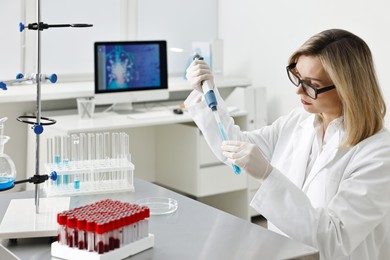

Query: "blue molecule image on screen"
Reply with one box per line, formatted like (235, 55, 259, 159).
(104, 45, 161, 90)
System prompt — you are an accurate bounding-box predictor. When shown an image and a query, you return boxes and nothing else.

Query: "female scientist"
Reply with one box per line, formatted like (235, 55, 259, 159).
(184, 29, 390, 260)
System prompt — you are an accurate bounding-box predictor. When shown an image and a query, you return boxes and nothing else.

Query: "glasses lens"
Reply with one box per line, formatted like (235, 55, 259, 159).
(301, 82, 316, 99)
(287, 69, 300, 86)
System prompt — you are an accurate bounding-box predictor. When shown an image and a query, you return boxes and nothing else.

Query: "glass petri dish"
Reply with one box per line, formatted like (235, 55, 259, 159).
(136, 197, 178, 215)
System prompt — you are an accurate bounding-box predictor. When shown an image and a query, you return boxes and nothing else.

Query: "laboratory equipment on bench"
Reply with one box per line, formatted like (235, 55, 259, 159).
(43, 132, 135, 197)
(193, 53, 241, 175)
(0, 0, 92, 243)
(0, 118, 16, 191)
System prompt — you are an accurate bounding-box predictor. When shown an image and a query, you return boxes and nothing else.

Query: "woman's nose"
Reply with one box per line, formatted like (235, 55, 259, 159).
(296, 83, 305, 95)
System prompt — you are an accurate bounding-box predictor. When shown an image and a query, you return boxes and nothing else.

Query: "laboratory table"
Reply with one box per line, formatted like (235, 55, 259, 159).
(0, 179, 318, 259)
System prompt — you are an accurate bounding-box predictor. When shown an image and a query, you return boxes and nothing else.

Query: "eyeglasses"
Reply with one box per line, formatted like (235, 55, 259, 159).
(286, 63, 336, 100)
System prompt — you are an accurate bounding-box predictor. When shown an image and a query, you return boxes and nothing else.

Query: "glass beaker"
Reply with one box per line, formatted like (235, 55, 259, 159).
(0, 135, 16, 190)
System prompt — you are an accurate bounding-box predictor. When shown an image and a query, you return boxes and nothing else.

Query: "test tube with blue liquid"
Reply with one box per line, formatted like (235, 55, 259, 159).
(62, 135, 70, 185)
(54, 136, 62, 185)
(71, 134, 80, 189)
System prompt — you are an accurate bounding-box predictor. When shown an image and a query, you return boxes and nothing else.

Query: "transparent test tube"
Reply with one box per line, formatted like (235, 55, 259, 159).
(62, 135, 70, 186)
(71, 134, 80, 188)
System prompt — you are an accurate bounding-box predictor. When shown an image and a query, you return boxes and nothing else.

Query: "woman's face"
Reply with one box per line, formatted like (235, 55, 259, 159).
(295, 55, 342, 120)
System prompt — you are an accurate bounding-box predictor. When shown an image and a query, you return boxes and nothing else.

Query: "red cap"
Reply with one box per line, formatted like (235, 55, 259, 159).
(95, 221, 105, 234)
(66, 216, 76, 228)
(77, 218, 86, 230)
(86, 220, 95, 232)
(57, 213, 67, 225)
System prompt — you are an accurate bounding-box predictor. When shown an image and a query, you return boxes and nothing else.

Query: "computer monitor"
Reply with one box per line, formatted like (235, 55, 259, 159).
(94, 40, 169, 112)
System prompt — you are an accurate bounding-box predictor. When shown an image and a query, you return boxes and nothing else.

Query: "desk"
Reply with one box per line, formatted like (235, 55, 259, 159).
(0, 178, 318, 259)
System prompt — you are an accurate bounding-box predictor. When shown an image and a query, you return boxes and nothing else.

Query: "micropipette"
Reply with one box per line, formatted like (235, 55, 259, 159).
(193, 53, 241, 175)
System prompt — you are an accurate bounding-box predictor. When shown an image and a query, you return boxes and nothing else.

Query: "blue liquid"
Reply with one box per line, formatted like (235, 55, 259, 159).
(63, 159, 69, 185)
(74, 179, 80, 189)
(0, 177, 14, 190)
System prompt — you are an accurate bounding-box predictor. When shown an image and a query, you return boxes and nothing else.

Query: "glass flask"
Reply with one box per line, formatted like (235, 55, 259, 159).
(0, 117, 16, 191)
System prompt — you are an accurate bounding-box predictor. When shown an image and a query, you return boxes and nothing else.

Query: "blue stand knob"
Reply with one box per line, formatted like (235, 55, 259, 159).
(19, 22, 25, 32)
(50, 171, 57, 181)
(33, 124, 44, 135)
(0, 82, 7, 90)
(16, 73, 24, 79)
(48, 74, 57, 83)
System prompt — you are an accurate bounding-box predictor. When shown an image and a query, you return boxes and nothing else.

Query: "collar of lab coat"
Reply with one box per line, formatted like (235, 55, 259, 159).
(290, 114, 346, 190)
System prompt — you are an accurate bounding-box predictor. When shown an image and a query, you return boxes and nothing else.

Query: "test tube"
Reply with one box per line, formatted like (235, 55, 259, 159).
(103, 132, 110, 159)
(54, 136, 62, 185)
(111, 133, 120, 160)
(47, 138, 53, 164)
(54, 136, 61, 164)
(71, 134, 80, 187)
(96, 133, 103, 160)
(62, 135, 70, 185)
(79, 133, 87, 162)
(87, 133, 95, 161)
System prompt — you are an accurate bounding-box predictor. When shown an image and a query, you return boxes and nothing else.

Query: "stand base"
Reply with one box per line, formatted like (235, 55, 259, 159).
(51, 234, 154, 260)
(0, 197, 70, 239)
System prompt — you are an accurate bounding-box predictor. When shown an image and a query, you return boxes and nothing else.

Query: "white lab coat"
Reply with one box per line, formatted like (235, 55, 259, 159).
(184, 89, 390, 260)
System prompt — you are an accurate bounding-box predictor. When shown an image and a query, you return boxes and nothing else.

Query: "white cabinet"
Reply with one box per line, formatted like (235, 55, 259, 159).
(155, 123, 250, 219)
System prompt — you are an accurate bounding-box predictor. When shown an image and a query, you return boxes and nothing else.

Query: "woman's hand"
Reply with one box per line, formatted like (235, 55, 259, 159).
(221, 140, 273, 182)
(185, 60, 215, 93)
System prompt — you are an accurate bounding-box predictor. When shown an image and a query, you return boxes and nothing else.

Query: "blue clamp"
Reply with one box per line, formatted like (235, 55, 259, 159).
(19, 22, 25, 32)
(50, 171, 57, 181)
(0, 82, 7, 90)
(16, 73, 24, 79)
(48, 74, 57, 83)
(33, 124, 44, 135)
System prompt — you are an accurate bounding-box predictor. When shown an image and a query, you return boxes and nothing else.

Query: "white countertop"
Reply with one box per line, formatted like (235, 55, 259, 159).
(0, 76, 251, 103)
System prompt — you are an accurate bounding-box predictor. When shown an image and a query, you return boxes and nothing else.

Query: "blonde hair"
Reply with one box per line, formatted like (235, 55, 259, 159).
(288, 29, 386, 146)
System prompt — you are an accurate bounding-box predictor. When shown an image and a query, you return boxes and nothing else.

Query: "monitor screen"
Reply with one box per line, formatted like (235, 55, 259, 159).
(94, 40, 169, 108)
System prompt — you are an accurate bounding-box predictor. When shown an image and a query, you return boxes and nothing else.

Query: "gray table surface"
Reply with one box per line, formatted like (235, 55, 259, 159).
(0, 179, 318, 260)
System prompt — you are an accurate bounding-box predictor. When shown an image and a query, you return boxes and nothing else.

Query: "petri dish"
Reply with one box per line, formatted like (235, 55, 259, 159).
(136, 197, 178, 215)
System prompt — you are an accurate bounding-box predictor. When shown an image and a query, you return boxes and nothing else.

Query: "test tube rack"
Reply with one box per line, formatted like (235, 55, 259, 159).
(43, 158, 135, 197)
(43, 131, 134, 197)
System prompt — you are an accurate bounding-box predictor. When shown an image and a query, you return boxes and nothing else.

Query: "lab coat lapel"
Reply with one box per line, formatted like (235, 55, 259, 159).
(289, 116, 315, 189)
(302, 130, 343, 191)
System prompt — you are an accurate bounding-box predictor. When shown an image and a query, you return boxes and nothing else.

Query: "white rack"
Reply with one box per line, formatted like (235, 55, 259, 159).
(51, 234, 154, 260)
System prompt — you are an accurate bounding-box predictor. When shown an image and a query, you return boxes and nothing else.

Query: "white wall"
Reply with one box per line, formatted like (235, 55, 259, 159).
(219, 0, 390, 125)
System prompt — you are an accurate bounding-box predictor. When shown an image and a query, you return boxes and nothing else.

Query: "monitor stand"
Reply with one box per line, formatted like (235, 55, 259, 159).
(103, 101, 137, 115)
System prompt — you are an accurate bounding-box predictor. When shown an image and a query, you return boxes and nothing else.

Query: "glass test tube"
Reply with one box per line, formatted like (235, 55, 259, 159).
(120, 133, 130, 182)
(62, 135, 70, 185)
(54, 136, 61, 164)
(111, 133, 120, 160)
(71, 134, 80, 188)
(47, 138, 53, 164)
(54, 136, 62, 185)
(103, 132, 110, 159)
(87, 133, 95, 161)
(96, 133, 103, 160)
(95, 133, 104, 182)
(79, 133, 87, 182)
(87, 133, 95, 184)
(112, 132, 120, 182)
